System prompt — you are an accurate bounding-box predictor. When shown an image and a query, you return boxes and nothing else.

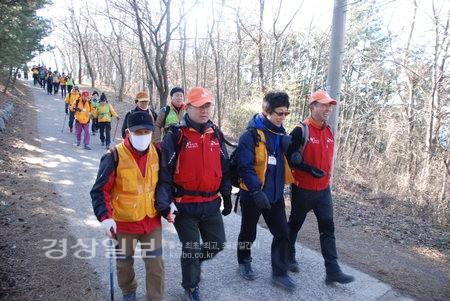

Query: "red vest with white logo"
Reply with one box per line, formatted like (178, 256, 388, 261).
(174, 127, 222, 203)
(292, 117, 334, 191)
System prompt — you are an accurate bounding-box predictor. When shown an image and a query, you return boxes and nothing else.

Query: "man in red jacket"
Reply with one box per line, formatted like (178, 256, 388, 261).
(287, 90, 354, 285)
(155, 87, 232, 301)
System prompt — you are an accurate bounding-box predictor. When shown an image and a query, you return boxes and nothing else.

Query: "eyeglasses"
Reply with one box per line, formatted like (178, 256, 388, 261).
(273, 110, 290, 117)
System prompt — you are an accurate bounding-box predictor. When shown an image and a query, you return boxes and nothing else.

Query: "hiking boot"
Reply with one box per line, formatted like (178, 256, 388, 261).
(184, 286, 201, 301)
(272, 275, 297, 291)
(122, 292, 136, 301)
(69, 127, 73, 133)
(288, 259, 299, 273)
(101, 141, 104, 146)
(105, 144, 110, 150)
(239, 262, 256, 280)
(325, 271, 355, 285)
(84, 145, 91, 150)
(76, 140, 80, 146)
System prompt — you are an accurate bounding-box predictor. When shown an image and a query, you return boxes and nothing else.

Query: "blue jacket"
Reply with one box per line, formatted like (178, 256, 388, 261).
(237, 114, 289, 203)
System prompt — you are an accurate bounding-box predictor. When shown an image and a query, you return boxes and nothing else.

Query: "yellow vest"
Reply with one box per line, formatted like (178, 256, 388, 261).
(110, 143, 159, 222)
(241, 129, 293, 191)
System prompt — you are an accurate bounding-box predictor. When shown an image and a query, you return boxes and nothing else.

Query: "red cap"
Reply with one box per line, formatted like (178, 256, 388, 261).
(81, 91, 90, 97)
(186, 87, 213, 107)
(309, 90, 337, 105)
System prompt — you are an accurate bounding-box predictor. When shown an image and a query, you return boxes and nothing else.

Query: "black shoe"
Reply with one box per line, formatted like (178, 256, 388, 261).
(84, 145, 91, 150)
(101, 141, 104, 146)
(105, 144, 110, 150)
(325, 271, 355, 285)
(272, 275, 296, 291)
(76, 140, 80, 146)
(288, 259, 299, 273)
(184, 286, 201, 301)
(239, 262, 256, 280)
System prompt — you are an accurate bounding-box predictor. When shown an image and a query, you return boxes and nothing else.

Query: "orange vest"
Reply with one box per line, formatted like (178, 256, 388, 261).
(111, 143, 159, 222)
(240, 129, 293, 190)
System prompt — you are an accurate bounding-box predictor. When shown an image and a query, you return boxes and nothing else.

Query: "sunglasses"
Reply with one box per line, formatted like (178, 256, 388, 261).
(273, 110, 290, 117)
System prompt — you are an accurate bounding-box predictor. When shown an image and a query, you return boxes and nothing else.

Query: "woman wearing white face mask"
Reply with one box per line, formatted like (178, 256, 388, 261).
(91, 111, 165, 301)
(121, 91, 158, 140)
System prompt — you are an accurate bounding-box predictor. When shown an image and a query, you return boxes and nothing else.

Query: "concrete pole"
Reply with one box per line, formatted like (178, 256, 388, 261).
(327, 0, 347, 135)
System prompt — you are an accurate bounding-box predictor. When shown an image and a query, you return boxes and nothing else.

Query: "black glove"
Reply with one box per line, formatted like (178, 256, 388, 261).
(75, 107, 82, 112)
(290, 151, 303, 168)
(159, 207, 171, 220)
(299, 163, 327, 178)
(221, 195, 232, 216)
(251, 190, 271, 210)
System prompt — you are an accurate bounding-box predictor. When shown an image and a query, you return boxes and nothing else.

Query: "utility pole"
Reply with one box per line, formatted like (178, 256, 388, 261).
(326, 0, 347, 135)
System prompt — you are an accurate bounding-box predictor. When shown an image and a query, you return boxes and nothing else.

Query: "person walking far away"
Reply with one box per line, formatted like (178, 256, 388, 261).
(66, 73, 75, 94)
(59, 72, 67, 97)
(93, 93, 120, 149)
(287, 90, 355, 285)
(91, 91, 100, 136)
(153, 86, 186, 144)
(91, 111, 164, 301)
(70, 90, 93, 150)
(121, 92, 158, 141)
(65, 85, 81, 133)
(236, 92, 296, 290)
(155, 87, 232, 301)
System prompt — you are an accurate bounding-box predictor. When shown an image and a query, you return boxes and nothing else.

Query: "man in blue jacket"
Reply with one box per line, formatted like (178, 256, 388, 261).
(236, 92, 296, 290)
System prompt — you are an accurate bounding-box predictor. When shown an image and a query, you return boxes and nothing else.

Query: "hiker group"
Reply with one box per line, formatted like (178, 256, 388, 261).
(90, 87, 354, 301)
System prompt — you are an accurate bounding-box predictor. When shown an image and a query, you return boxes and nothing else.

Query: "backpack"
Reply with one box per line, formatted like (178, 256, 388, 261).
(163, 105, 171, 126)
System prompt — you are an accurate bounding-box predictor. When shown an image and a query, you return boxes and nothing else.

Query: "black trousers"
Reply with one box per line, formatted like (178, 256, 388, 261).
(288, 185, 340, 274)
(174, 210, 225, 289)
(237, 198, 290, 277)
(98, 122, 111, 145)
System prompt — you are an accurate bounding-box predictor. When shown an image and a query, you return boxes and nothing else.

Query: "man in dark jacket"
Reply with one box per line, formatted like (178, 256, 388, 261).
(236, 92, 296, 290)
(156, 87, 232, 301)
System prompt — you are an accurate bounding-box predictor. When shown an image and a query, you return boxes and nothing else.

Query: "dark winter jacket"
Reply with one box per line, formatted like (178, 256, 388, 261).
(237, 113, 291, 203)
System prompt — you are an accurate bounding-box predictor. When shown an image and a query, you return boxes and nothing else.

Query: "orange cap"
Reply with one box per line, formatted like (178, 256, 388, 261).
(186, 87, 213, 107)
(135, 91, 150, 102)
(309, 90, 337, 105)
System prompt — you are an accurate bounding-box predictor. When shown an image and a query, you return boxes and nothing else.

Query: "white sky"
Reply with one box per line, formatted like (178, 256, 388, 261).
(33, 0, 449, 67)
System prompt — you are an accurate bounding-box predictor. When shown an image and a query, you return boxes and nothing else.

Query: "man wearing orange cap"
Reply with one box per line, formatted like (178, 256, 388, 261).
(70, 90, 93, 150)
(156, 87, 232, 301)
(121, 91, 158, 140)
(287, 90, 355, 284)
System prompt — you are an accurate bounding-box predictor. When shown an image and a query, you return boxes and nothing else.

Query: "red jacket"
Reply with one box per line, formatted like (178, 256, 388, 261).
(292, 116, 334, 191)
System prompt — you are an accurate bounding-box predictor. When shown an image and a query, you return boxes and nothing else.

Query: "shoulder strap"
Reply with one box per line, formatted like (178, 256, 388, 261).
(110, 146, 119, 169)
(163, 105, 171, 125)
(297, 122, 309, 155)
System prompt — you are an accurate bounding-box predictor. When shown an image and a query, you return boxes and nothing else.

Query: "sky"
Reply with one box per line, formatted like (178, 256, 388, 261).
(33, 0, 449, 68)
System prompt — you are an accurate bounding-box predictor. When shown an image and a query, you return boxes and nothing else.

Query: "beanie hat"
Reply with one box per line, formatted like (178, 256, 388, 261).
(170, 87, 184, 97)
(127, 111, 155, 132)
(135, 91, 150, 103)
(309, 90, 337, 105)
(92, 91, 99, 96)
(186, 87, 213, 107)
(99, 93, 107, 102)
(73, 86, 79, 91)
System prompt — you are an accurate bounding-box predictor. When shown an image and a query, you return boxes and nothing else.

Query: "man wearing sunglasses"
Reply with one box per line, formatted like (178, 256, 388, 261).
(286, 90, 355, 285)
(235, 92, 296, 290)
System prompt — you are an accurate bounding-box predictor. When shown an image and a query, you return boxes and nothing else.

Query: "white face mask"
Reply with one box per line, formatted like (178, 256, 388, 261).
(129, 133, 152, 151)
(138, 103, 149, 110)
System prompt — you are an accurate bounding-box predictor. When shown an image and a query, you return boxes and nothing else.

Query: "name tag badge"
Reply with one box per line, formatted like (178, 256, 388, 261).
(268, 155, 277, 165)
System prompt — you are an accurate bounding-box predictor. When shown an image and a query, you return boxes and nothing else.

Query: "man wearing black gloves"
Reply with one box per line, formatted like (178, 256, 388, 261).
(287, 90, 354, 285)
(235, 92, 296, 291)
(155, 87, 232, 301)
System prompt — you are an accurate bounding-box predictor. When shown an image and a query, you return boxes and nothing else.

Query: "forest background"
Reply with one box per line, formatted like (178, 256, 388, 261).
(1, 0, 449, 262)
